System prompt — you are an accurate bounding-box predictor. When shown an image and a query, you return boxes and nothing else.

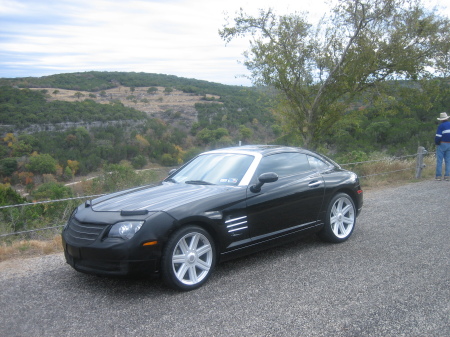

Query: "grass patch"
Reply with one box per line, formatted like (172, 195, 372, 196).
(0, 235, 62, 262)
(347, 154, 436, 190)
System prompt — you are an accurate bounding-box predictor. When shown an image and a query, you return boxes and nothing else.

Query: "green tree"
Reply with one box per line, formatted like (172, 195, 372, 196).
(11, 141, 32, 157)
(74, 92, 84, 100)
(0, 158, 18, 177)
(196, 128, 215, 144)
(220, 0, 450, 148)
(160, 153, 176, 166)
(239, 125, 253, 140)
(30, 182, 74, 201)
(87, 163, 159, 195)
(214, 128, 229, 139)
(164, 87, 174, 95)
(63, 166, 73, 181)
(74, 127, 91, 148)
(67, 160, 79, 176)
(147, 87, 158, 94)
(27, 153, 58, 174)
(132, 155, 147, 169)
(0, 183, 26, 205)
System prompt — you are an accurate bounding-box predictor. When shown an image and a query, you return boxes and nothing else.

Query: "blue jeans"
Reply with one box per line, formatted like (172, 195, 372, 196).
(436, 142, 450, 177)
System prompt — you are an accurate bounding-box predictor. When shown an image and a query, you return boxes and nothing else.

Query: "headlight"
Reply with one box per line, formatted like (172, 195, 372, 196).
(349, 172, 358, 183)
(108, 221, 144, 240)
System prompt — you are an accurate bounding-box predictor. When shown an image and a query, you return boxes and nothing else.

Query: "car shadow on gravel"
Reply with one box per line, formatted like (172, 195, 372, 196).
(63, 232, 336, 296)
(213, 233, 327, 274)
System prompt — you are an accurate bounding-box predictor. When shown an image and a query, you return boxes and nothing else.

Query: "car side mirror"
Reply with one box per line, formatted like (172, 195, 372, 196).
(250, 172, 278, 193)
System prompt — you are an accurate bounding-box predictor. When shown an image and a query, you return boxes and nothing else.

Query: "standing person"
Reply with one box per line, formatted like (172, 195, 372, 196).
(435, 112, 450, 181)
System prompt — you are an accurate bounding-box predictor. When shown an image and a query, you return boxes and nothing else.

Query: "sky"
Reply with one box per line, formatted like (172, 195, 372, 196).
(0, 0, 448, 86)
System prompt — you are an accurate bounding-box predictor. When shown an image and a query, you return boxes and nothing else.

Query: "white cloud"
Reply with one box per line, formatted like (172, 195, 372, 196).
(0, 0, 448, 85)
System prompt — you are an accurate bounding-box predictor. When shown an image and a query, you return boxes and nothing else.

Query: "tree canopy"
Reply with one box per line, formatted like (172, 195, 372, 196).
(220, 0, 450, 148)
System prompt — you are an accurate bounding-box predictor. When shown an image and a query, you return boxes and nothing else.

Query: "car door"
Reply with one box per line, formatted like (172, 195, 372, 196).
(245, 152, 325, 243)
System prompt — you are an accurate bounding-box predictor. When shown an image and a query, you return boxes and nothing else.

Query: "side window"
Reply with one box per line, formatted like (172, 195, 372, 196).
(307, 155, 331, 171)
(256, 153, 311, 178)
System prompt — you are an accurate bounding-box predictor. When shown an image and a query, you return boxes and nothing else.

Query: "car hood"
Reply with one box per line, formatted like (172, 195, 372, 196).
(90, 183, 241, 212)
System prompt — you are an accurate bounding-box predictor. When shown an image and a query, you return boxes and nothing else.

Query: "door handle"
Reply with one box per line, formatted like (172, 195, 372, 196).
(308, 181, 321, 188)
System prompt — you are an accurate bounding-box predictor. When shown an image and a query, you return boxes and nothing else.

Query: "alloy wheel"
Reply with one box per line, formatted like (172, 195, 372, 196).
(330, 195, 355, 239)
(171, 231, 214, 286)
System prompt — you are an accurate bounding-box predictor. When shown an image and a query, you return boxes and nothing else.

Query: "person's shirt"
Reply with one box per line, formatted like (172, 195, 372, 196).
(435, 121, 450, 145)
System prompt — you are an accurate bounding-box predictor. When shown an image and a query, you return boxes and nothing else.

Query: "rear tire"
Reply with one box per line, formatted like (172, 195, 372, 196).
(161, 225, 215, 291)
(319, 193, 356, 243)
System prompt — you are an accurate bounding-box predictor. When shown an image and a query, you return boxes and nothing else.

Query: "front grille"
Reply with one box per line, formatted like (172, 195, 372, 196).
(65, 218, 106, 245)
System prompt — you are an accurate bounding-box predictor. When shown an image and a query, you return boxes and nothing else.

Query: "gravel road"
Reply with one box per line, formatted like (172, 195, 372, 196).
(1, 180, 449, 337)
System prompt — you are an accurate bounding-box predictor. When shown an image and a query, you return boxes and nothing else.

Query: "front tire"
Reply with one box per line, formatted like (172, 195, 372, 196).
(319, 193, 356, 243)
(161, 226, 216, 291)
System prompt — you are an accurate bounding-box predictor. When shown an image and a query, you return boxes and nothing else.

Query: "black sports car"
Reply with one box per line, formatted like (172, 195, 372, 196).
(62, 145, 363, 290)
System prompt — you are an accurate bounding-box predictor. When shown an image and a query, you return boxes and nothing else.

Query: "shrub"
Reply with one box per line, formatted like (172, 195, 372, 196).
(160, 153, 177, 166)
(30, 182, 74, 201)
(0, 183, 26, 206)
(27, 154, 58, 174)
(132, 155, 147, 169)
(90, 163, 158, 193)
(0, 158, 18, 177)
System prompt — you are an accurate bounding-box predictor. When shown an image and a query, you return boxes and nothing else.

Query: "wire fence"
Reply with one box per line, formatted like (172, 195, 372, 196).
(0, 148, 435, 240)
(0, 197, 88, 241)
(340, 153, 420, 178)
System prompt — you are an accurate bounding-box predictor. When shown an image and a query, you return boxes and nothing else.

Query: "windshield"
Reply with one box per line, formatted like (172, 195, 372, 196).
(168, 153, 255, 186)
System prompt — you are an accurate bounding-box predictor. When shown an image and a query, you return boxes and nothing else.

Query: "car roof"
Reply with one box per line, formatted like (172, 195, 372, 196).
(205, 145, 308, 156)
(204, 145, 340, 168)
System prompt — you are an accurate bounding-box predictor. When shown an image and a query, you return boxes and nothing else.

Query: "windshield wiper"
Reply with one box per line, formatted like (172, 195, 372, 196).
(185, 180, 214, 185)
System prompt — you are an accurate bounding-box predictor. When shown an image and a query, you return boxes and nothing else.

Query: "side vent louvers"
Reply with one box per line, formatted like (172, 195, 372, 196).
(225, 215, 248, 233)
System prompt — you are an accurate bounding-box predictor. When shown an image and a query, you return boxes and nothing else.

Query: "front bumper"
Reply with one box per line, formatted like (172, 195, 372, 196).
(61, 206, 178, 277)
(62, 238, 160, 276)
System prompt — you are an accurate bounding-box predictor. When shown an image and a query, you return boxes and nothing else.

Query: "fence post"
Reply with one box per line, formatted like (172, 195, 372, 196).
(415, 146, 426, 179)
